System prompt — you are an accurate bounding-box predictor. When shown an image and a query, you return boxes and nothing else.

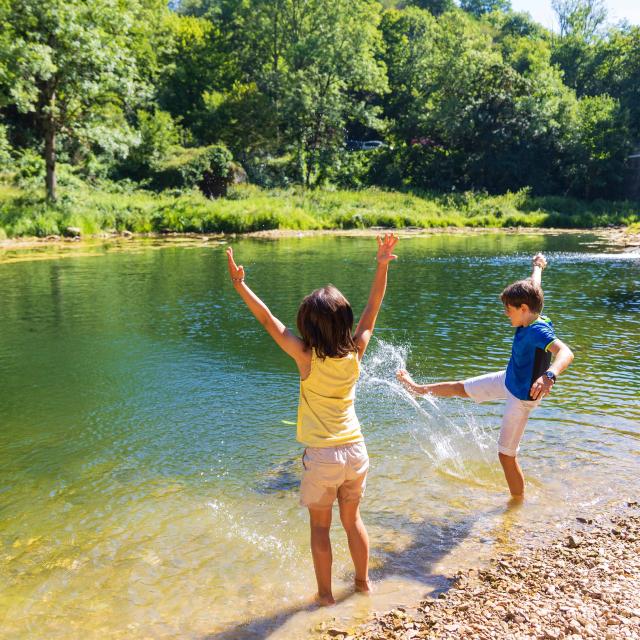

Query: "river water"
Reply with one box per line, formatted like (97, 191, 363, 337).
(0, 232, 638, 638)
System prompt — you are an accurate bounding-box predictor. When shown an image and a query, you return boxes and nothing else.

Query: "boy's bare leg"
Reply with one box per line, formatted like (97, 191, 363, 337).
(422, 381, 469, 397)
(338, 500, 370, 593)
(308, 507, 335, 605)
(498, 453, 525, 499)
(396, 370, 469, 397)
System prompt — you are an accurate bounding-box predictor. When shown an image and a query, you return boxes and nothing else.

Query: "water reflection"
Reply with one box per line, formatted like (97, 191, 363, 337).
(0, 233, 638, 639)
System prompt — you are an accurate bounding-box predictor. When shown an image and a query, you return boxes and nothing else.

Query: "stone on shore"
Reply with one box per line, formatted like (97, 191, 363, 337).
(345, 504, 640, 640)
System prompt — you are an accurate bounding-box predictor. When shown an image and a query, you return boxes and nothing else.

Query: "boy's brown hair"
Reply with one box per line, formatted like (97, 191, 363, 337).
(500, 278, 544, 314)
(297, 285, 358, 358)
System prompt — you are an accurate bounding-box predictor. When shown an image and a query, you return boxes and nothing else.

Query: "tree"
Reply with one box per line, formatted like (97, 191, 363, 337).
(201, 0, 388, 185)
(379, 8, 441, 145)
(551, 0, 606, 40)
(407, 0, 455, 17)
(2, 0, 154, 200)
(460, 0, 511, 18)
(565, 95, 630, 199)
(157, 12, 230, 135)
(584, 26, 640, 140)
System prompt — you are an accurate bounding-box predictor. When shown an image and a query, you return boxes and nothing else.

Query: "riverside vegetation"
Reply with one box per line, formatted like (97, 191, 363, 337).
(0, 180, 638, 240)
(2, 0, 640, 213)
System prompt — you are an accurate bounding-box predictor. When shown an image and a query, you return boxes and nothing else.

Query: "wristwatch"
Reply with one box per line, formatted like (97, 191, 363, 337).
(544, 370, 557, 383)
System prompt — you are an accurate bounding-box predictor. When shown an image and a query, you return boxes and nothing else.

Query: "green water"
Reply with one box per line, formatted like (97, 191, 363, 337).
(0, 233, 638, 639)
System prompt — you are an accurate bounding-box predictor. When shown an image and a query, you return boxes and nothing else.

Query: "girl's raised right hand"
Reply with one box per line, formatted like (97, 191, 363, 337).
(226, 247, 245, 283)
(376, 233, 399, 265)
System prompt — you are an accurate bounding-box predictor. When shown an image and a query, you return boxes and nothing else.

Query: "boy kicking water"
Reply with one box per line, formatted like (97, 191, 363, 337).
(396, 253, 574, 499)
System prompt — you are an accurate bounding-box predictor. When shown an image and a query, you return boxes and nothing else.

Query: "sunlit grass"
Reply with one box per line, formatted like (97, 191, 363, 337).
(0, 181, 637, 238)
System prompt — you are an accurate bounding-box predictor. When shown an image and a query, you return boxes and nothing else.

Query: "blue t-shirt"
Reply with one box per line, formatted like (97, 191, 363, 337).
(505, 316, 557, 401)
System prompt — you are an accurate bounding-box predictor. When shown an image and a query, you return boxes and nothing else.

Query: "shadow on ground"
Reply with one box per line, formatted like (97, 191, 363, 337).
(201, 507, 489, 640)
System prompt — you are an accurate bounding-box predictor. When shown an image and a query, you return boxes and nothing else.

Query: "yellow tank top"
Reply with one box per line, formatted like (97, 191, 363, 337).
(296, 349, 363, 447)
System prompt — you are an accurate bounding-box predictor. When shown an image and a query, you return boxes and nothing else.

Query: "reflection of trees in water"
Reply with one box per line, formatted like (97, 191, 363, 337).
(602, 285, 640, 312)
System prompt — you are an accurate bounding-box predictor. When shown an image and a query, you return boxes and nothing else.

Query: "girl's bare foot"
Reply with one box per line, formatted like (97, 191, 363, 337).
(316, 593, 336, 606)
(355, 577, 371, 593)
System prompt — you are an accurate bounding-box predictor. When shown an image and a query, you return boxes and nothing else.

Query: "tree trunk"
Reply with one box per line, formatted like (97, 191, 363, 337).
(44, 92, 57, 202)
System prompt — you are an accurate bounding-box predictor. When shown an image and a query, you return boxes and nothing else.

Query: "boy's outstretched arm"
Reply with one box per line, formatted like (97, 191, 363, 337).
(353, 233, 398, 358)
(529, 338, 574, 400)
(396, 369, 430, 395)
(531, 252, 547, 288)
(226, 247, 306, 364)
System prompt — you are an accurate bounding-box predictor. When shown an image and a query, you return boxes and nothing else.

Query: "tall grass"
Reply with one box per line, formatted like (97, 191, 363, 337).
(0, 181, 637, 238)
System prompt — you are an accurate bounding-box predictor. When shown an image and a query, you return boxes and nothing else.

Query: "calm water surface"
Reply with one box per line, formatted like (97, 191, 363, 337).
(0, 233, 638, 639)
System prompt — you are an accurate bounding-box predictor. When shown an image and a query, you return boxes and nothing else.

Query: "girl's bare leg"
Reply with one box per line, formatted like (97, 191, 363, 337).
(338, 500, 370, 592)
(308, 507, 335, 605)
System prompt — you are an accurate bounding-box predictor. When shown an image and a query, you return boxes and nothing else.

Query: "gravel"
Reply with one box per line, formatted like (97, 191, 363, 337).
(320, 502, 640, 640)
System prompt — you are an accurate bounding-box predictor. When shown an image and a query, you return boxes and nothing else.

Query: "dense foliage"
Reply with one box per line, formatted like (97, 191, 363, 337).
(0, 0, 638, 202)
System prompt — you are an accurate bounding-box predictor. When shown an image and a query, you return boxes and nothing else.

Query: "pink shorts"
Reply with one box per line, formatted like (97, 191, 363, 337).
(299, 442, 369, 509)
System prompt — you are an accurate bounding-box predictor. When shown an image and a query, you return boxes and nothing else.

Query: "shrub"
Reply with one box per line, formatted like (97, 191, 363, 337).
(13, 149, 45, 189)
(243, 154, 298, 188)
(0, 124, 11, 169)
(153, 145, 234, 197)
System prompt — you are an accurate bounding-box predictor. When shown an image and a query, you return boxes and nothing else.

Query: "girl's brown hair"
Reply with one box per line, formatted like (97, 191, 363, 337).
(296, 285, 357, 358)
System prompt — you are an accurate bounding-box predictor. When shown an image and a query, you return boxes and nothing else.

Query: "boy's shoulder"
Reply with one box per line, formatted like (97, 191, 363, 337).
(514, 315, 556, 340)
(532, 315, 553, 328)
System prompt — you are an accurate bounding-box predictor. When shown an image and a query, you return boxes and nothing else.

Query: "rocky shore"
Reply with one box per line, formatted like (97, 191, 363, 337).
(323, 502, 640, 640)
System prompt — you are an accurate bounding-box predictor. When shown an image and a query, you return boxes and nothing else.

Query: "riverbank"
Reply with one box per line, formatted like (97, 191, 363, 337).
(328, 502, 640, 640)
(1, 225, 639, 265)
(0, 182, 638, 240)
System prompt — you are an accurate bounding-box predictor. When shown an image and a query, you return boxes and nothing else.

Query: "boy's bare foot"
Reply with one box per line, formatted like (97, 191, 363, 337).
(355, 578, 371, 593)
(315, 593, 336, 606)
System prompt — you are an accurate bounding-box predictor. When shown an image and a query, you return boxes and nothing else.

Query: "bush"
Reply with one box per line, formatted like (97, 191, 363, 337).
(243, 154, 298, 188)
(0, 124, 12, 169)
(13, 149, 45, 189)
(153, 144, 234, 197)
(324, 150, 376, 189)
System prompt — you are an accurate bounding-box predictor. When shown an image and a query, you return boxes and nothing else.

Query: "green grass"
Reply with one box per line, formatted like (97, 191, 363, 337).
(0, 180, 637, 238)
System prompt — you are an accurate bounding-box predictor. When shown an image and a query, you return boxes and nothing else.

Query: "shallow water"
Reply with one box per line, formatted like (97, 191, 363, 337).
(0, 232, 638, 639)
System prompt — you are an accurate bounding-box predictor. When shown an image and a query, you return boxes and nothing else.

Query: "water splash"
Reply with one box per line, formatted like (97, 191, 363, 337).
(207, 500, 299, 560)
(360, 339, 496, 485)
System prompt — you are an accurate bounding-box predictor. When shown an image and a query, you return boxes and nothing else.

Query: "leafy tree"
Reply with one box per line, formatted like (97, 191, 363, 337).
(565, 95, 630, 198)
(212, 0, 388, 185)
(1, 0, 155, 200)
(157, 12, 230, 135)
(379, 8, 441, 144)
(583, 26, 640, 140)
(406, 0, 455, 17)
(460, 0, 511, 18)
(551, 0, 606, 40)
(118, 109, 181, 179)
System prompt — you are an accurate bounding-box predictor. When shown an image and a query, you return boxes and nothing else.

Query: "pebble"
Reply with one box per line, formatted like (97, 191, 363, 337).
(346, 505, 640, 640)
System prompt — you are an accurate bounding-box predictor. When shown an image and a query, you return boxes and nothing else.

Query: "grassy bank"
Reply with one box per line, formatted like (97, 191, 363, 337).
(0, 181, 638, 239)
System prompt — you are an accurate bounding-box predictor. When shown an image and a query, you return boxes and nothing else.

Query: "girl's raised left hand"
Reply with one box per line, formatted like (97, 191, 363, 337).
(376, 233, 399, 265)
(226, 247, 245, 284)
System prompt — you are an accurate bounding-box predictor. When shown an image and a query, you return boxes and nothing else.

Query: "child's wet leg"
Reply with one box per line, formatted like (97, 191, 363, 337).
(498, 453, 525, 499)
(308, 507, 335, 605)
(423, 381, 469, 398)
(338, 500, 370, 593)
